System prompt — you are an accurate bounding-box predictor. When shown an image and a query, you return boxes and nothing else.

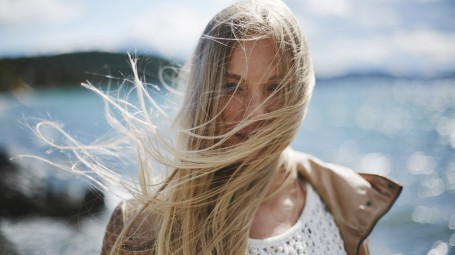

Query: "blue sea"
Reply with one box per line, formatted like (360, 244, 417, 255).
(0, 76, 454, 255)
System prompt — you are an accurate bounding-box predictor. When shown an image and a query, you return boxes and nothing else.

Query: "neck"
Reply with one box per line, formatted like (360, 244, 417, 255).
(249, 161, 305, 239)
(265, 161, 298, 198)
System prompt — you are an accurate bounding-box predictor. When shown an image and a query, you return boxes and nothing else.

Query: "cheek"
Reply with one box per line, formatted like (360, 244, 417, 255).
(269, 97, 283, 111)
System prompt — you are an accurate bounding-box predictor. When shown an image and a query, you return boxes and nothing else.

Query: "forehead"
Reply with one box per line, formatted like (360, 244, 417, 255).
(227, 39, 280, 83)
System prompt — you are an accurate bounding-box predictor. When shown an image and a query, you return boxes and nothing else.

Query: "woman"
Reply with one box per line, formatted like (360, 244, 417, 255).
(100, 0, 402, 254)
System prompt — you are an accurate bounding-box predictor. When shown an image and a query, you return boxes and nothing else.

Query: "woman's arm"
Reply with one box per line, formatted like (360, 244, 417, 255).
(100, 200, 158, 255)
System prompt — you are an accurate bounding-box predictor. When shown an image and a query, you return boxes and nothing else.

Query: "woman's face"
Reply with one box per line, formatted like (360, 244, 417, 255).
(220, 39, 282, 146)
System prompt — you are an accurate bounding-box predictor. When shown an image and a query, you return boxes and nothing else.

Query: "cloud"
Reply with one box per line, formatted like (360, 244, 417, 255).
(392, 30, 455, 75)
(394, 30, 455, 61)
(0, 0, 83, 26)
(129, 5, 206, 59)
(20, 31, 121, 56)
(127, 1, 237, 60)
(0, 0, 453, 77)
(310, 35, 390, 76)
(310, 29, 455, 77)
(0, 0, 237, 59)
(287, 0, 455, 76)
(304, 0, 352, 17)
(350, 2, 401, 29)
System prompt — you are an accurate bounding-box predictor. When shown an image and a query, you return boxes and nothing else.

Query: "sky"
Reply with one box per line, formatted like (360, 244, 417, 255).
(1, 0, 454, 77)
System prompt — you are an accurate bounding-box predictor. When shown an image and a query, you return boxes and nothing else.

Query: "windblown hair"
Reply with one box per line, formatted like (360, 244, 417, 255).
(34, 0, 314, 254)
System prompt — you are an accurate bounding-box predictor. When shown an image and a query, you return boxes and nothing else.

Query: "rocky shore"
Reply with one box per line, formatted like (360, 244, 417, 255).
(0, 51, 176, 92)
(0, 149, 107, 254)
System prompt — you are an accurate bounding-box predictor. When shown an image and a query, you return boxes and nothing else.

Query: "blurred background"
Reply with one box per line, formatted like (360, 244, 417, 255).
(0, 0, 454, 254)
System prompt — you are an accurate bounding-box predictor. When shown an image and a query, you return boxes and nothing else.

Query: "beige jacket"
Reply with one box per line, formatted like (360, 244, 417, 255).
(101, 150, 402, 255)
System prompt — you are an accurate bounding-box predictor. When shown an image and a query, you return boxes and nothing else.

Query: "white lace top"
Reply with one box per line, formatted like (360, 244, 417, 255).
(247, 184, 347, 255)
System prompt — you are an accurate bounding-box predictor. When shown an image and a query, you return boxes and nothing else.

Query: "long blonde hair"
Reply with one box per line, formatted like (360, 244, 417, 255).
(34, 0, 314, 254)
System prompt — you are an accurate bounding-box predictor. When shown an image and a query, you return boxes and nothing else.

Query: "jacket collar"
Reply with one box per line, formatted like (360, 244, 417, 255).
(289, 148, 402, 255)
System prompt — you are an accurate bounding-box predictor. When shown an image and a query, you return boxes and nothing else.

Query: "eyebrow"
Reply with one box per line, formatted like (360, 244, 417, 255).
(225, 73, 243, 81)
(225, 72, 281, 82)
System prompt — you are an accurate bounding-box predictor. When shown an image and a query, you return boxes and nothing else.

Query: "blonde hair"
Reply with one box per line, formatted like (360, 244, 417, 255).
(34, 0, 314, 254)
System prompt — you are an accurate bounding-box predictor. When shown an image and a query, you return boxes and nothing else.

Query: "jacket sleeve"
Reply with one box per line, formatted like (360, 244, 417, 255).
(101, 201, 126, 255)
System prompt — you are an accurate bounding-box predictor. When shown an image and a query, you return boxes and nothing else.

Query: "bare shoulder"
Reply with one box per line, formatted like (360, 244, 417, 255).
(101, 200, 160, 254)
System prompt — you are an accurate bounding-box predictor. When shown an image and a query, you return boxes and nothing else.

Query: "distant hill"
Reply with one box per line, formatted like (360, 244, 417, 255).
(0, 52, 177, 91)
(2, 52, 452, 92)
(316, 70, 455, 82)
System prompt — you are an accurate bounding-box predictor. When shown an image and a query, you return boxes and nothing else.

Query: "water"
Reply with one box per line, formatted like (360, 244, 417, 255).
(0, 77, 454, 254)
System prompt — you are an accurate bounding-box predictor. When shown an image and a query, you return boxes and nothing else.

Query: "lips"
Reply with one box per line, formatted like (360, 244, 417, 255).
(234, 126, 260, 141)
(223, 123, 263, 144)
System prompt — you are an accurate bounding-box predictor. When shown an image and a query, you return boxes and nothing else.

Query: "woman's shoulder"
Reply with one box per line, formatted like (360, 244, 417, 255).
(101, 199, 160, 254)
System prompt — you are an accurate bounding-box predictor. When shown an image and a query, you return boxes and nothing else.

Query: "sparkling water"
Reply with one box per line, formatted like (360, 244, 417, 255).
(1, 76, 454, 254)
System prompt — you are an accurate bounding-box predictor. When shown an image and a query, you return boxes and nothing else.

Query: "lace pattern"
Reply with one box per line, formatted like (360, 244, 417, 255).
(248, 184, 347, 255)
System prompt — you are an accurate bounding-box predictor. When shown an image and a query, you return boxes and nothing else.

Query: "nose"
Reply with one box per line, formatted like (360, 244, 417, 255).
(245, 91, 267, 118)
